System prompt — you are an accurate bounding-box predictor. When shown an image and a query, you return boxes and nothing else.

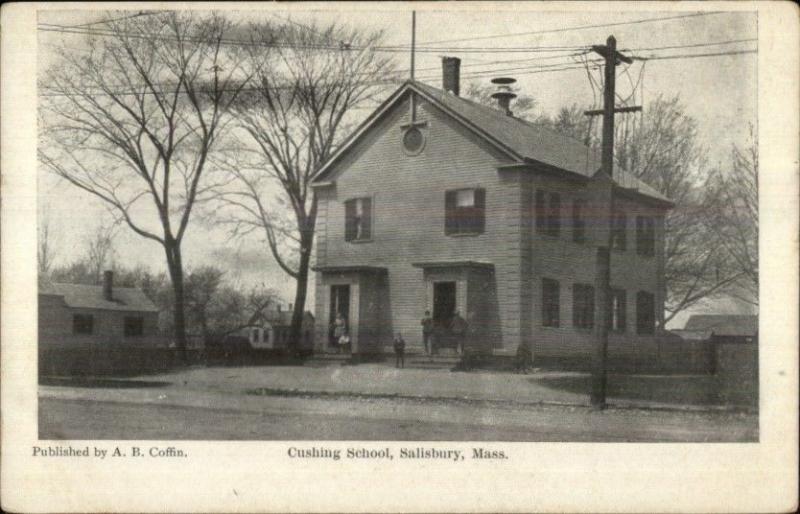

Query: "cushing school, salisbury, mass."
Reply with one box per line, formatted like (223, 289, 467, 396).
(310, 57, 672, 363)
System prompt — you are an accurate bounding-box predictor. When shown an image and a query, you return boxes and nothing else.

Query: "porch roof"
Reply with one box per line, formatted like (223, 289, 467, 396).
(312, 265, 388, 274)
(411, 260, 494, 270)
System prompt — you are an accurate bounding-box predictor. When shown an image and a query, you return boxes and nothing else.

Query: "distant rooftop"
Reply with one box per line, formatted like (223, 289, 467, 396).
(683, 314, 758, 337)
(40, 282, 159, 313)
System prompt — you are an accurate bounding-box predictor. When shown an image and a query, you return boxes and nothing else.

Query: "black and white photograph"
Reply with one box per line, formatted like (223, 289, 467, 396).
(32, 6, 763, 444)
(3, 2, 798, 512)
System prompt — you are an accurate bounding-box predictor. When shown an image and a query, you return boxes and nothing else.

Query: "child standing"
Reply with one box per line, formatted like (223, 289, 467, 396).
(393, 333, 406, 369)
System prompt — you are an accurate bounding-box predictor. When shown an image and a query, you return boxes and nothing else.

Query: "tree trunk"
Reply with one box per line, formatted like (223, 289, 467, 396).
(288, 231, 313, 356)
(165, 242, 188, 364)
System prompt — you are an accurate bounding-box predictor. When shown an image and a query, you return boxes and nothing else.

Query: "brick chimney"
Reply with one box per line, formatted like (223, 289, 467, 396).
(442, 57, 461, 96)
(103, 270, 113, 301)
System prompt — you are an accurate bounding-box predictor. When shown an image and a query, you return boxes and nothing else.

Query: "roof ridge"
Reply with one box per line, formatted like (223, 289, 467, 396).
(411, 79, 598, 157)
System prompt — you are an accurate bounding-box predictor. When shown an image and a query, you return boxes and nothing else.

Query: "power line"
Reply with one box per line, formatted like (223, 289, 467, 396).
(419, 11, 727, 46)
(40, 20, 758, 62)
(632, 49, 758, 61)
(37, 23, 589, 54)
(57, 11, 157, 29)
(623, 37, 757, 53)
(38, 45, 757, 100)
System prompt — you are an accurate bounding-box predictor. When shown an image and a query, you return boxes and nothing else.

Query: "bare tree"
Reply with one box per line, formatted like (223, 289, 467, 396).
(85, 220, 118, 284)
(38, 11, 250, 360)
(38, 208, 58, 277)
(705, 127, 758, 305)
(212, 21, 395, 351)
(464, 81, 540, 122)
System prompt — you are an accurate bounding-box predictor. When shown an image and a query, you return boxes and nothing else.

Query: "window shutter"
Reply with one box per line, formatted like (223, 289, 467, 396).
(361, 197, 372, 239)
(636, 216, 644, 255)
(345, 200, 356, 241)
(535, 190, 546, 232)
(549, 192, 561, 236)
(572, 200, 585, 242)
(445, 191, 456, 235)
(618, 290, 627, 331)
(572, 284, 581, 327)
(474, 188, 486, 233)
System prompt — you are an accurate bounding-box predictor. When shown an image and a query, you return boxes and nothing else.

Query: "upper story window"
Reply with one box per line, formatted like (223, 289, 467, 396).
(636, 215, 655, 257)
(541, 278, 560, 327)
(73, 314, 94, 335)
(345, 197, 372, 242)
(636, 291, 655, 335)
(612, 211, 627, 251)
(535, 190, 561, 237)
(572, 199, 586, 243)
(572, 283, 595, 329)
(124, 316, 144, 337)
(445, 188, 485, 236)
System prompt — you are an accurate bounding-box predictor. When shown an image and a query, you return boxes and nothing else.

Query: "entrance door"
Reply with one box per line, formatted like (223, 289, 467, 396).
(433, 281, 456, 329)
(329, 285, 351, 343)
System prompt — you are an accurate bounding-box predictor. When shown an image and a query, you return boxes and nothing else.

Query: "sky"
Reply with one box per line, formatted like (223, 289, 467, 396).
(37, 6, 757, 325)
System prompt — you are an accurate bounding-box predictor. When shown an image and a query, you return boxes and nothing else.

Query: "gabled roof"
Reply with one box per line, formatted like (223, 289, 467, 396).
(40, 283, 159, 313)
(313, 80, 671, 205)
(683, 314, 758, 337)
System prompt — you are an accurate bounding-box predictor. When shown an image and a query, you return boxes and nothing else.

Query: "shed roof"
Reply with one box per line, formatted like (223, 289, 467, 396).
(683, 314, 758, 337)
(40, 283, 159, 313)
(314, 80, 671, 206)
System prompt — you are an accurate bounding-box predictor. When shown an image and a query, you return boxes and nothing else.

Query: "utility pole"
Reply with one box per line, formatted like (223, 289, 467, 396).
(410, 11, 416, 80)
(585, 35, 640, 409)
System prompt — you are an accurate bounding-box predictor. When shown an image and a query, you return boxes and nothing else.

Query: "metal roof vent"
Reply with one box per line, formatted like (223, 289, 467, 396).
(490, 77, 517, 116)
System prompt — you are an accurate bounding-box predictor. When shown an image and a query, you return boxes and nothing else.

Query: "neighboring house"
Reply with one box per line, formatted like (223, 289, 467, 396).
(238, 306, 314, 350)
(310, 57, 673, 359)
(39, 271, 161, 346)
(682, 314, 758, 343)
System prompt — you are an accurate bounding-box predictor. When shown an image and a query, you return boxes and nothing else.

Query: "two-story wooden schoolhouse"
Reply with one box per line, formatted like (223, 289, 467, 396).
(311, 57, 673, 361)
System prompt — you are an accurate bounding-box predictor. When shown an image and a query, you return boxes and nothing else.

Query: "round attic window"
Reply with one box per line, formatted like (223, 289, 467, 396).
(402, 127, 425, 155)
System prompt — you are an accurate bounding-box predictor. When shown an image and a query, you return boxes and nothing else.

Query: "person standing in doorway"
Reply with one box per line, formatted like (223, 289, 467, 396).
(332, 312, 347, 354)
(421, 310, 434, 356)
(393, 332, 406, 368)
(450, 310, 468, 356)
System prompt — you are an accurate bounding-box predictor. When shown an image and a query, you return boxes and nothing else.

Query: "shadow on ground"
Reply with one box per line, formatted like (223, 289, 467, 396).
(40, 377, 172, 389)
(531, 373, 721, 405)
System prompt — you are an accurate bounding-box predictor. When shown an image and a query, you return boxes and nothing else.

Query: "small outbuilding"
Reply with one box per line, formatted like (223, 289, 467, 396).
(38, 271, 166, 375)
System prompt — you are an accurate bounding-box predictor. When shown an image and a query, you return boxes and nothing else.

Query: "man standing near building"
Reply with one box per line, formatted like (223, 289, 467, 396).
(450, 311, 468, 356)
(393, 333, 406, 369)
(421, 310, 434, 356)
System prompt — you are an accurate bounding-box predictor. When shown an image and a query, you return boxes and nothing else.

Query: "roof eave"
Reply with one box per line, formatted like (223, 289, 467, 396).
(613, 185, 675, 209)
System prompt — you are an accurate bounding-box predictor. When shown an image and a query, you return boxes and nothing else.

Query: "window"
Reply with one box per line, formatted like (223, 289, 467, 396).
(345, 197, 372, 241)
(124, 316, 144, 337)
(609, 288, 627, 332)
(541, 278, 560, 327)
(402, 127, 425, 155)
(636, 291, 655, 335)
(445, 188, 485, 235)
(73, 314, 94, 335)
(572, 200, 586, 243)
(612, 211, 627, 251)
(535, 190, 561, 237)
(636, 215, 655, 257)
(572, 284, 595, 329)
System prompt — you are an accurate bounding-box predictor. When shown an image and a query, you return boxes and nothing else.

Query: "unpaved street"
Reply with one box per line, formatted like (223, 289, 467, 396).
(39, 391, 757, 442)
